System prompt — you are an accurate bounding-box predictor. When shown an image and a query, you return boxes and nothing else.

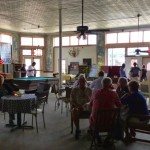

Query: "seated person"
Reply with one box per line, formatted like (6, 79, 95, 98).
(116, 77, 128, 98)
(70, 76, 92, 139)
(120, 81, 149, 140)
(72, 74, 87, 88)
(0, 75, 16, 125)
(90, 77, 121, 128)
(89, 70, 104, 92)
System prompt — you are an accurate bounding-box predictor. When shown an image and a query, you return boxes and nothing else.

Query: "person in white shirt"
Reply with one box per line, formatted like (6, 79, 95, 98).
(27, 62, 36, 77)
(90, 70, 104, 92)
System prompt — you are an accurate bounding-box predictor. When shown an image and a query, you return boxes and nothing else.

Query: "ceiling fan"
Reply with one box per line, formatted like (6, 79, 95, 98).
(135, 14, 150, 56)
(75, 0, 109, 40)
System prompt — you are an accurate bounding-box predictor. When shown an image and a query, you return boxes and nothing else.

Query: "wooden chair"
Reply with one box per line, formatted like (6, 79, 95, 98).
(126, 113, 150, 143)
(90, 108, 120, 150)
(23, 95, 47, 133)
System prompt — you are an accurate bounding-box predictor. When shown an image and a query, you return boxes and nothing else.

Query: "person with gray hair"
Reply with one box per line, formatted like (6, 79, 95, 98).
(90, 70, 104, 92)
(116, 77, 128, 98)
(90, 77, 121, 128)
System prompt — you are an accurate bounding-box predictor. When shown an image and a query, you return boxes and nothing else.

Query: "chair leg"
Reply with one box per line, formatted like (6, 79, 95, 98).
(23, 113, 25, 132)
(34, 115, 38, 133)
(54, 100, 60, 111)
(42, 112, 46, 128)
(90, 132, 97, 150)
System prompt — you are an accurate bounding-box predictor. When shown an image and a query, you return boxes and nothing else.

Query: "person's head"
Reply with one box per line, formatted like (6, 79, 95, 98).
(32, 62, 36, 66)
(122, 63, 125, 68)
(102, 77, 112, 88)
(128, 81, 139, 92)
(78, 75, 86, 88)
(142, 64, 145, 68)
(0, 75, 4, 87)
(98, 70, 104, 77)
(133, 62, 137, 67)
(118, 77, 128, 88)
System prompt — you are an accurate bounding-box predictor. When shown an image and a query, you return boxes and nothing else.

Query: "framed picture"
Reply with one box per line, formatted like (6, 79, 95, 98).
(83, 58, 92, 66)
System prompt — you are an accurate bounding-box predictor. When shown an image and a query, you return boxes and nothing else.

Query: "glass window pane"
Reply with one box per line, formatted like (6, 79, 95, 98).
(54, 37, 59, 46)
(88, 35, 97, 44)
(147, 63, 150, 71)
(79, 38, 87, 45)
(34, 49, 42, 56)
(130, 31, 143, 42)
(0, 34, 12, 44)
(143, 31, 150, 42)
(108, 48, 125, 66)
(22, 50, 31, 55)
(62, 37, 69, 46)
(62, 60, 66, 74)
(33, 38, 44, 46)
(106, 33, 117, 44)
(118, 32, 129, 43)
(70, 36, 78, 45)
(21, 37, 32, 46)
(127, 47, 148, 55)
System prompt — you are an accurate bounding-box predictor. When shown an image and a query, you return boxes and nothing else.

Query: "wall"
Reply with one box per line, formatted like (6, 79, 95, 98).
(54, 45, 97, 73)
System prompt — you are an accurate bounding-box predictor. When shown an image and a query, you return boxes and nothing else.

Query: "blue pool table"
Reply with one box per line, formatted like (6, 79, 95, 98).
(13, 77, 59, 90)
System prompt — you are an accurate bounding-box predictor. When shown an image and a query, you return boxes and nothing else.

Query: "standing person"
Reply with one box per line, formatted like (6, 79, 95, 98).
(140, 64, 147, 82)
(20, 64, 26, 77)
(120, 63, 126, 78)
(90, 70, 104, 92)
(27, 62, 36, 77)
(129, 62, 141, 81)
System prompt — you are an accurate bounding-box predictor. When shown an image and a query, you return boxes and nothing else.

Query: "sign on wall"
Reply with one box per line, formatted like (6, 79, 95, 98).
(0, 43, 12, 64)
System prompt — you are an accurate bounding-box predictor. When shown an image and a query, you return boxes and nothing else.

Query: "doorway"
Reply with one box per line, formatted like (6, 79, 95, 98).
(142, 57, 150, 81)
(23, 57, 42, 77)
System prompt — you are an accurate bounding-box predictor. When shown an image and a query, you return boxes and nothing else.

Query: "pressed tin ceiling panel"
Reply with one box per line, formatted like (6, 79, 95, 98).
(0, 0, 150, 33)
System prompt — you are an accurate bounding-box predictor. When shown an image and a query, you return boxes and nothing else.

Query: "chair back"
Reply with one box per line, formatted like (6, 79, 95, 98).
(65, 87, 72, 98)
(94, 108, 120, 132)
(36, 95, 47, 112)
(37, 82, 51, 92)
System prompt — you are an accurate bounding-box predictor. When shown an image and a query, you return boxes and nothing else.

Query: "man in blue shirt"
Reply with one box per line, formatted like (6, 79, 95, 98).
(120, 63, 126, 78)
(121, 80, 149, 141)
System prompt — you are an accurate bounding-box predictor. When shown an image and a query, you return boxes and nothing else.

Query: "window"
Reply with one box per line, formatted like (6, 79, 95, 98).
(79, 37, 87, 45)
(34, 49, 43, 56)
(130, 31, 143, 42)
(54, 37, 59, 46)
(118, 32, 129, 43)
(106, 33, 117, 44)
(127, 47, 148, 55)
(21, 37, 32, 46)
(70, 36, 78, 45)
(62, 60, 66, 74)
(147, 63, 150, 71)
(62, 37, 69, 46)
(33, 38, 44, 46)
(0, 34, 12, 44)
(22, 50, 31, 55)
(88, 35, 97, 44)
(143, 31, 150, 42)
(108, 48, 125, 66)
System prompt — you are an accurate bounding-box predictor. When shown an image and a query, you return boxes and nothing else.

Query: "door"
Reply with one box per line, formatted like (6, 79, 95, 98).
(125, 56, 142, 78)
(142, 57, 150, 81)
(23, 57, 41, 77)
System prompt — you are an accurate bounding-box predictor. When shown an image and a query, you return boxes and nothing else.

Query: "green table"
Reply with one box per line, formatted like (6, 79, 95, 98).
(14, 77, 59, 90)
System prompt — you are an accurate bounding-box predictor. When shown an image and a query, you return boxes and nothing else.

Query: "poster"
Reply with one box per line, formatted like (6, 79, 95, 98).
(69, 62, 79, 75)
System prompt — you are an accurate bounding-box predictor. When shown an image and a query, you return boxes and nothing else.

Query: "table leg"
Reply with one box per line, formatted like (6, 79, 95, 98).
(10, 113, 33, 132)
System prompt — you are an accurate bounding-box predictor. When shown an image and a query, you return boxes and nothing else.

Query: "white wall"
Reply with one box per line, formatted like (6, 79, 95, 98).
(54, 46, 97, 73)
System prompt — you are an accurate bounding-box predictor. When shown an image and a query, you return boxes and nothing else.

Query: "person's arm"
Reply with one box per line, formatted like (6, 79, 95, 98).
(113, 92, 122, 107)
(120, 93, 130, 105)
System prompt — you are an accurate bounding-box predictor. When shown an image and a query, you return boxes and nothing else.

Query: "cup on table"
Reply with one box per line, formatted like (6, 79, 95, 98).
(19, 89, 25, 95)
